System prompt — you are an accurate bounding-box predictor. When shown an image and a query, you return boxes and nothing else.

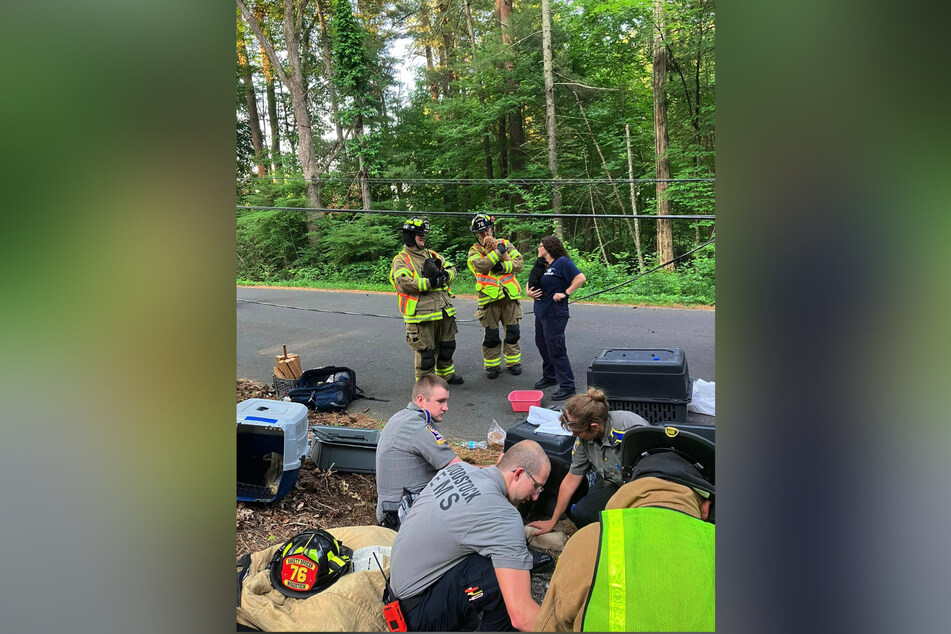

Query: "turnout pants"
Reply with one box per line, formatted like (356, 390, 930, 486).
(387, 554, 516, 632)
(475, 297, 522, 371)
(405, 312, 459, 380)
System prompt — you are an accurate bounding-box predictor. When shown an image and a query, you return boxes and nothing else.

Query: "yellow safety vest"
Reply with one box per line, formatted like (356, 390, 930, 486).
(582, 507, 715, 632)
(466, 240, 521, 306)
(390, 249, 456, 323)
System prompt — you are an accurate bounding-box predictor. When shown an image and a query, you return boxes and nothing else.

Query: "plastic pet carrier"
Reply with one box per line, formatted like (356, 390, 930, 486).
(237, 399, 309, 503)
(587, 348, 692, 423)
(653, 420, 715, 444)
(309, 425, 380, 474)
(504, 420, 588, 521)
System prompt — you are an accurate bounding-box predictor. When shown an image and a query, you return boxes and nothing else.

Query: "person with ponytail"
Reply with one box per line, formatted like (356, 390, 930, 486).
(527, 387, 650, 531)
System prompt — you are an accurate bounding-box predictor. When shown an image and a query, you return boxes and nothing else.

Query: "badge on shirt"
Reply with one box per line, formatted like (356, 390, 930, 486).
(571, 438, 580, 456)
(426, 424, 446, 445)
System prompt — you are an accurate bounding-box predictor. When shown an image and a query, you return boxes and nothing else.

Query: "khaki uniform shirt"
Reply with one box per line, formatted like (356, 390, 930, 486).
(568, 411, 649, 486)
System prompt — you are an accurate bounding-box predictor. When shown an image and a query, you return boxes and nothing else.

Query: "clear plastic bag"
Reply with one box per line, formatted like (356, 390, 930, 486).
(487, 419, 506, 447)
(687, 379, 715, 416)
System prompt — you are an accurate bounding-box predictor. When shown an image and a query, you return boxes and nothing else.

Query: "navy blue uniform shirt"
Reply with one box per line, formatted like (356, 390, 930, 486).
(535, 256, 582, 318)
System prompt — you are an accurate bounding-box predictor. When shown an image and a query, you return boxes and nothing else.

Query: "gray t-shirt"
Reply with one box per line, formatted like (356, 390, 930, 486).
(569, 410, 650, 486)
(389, 464, 533, 599)
(375, 403, 458, 522)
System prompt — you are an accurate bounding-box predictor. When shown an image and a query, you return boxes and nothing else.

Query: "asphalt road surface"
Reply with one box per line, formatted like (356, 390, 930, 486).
(237, 287, 715, 443)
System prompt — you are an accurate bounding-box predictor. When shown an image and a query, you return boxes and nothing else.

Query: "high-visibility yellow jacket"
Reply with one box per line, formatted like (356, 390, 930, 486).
(466, 239, 523, 307)
(582, 507, 715, 632)
(389, 246, 457, 323)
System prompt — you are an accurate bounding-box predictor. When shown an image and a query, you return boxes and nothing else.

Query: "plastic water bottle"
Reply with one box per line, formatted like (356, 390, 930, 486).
(466, 440, 488, 449)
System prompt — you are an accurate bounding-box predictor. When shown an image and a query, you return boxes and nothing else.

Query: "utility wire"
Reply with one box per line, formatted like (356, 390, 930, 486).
(568, 237, 716, 305)
(236, 298, 481, 324)
(237, 205, 715, 221)
(237, 238, 714, 321)
(241, 176, 714, 185)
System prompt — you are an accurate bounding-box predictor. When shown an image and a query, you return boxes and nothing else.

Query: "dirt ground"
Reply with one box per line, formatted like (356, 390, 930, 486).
(237, 379, 576, 604)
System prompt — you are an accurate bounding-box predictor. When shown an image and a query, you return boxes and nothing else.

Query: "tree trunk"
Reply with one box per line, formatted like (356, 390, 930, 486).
(238, 0, 324, 241)
(626, 124, 645, 273)
(653, 0, 674, 271)
(541, 0, 562, 240)
(436, 1, 456, 98)
(315, 0, 344, 144)
(357, 116, 371, 209)
(497, 117, 508, 178)
(420, 0, 440, 105)
(237, 30, 267, 178)
(254, 3, 282, 176)
(463, 0, 495, 183)
(497, 0, 525, 175)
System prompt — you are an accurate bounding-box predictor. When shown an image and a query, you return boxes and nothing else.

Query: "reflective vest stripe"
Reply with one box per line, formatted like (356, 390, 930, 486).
(468, 241, 521, 301)
(581, 507, 715, 632)
(392, 250, 452, 322)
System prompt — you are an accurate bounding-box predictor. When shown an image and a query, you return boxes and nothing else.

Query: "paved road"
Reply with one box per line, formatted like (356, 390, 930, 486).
(237, 287, 715, 442)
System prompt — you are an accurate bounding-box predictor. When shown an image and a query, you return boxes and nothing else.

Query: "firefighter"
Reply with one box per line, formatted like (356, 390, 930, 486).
(466, 213, 524, 379)
(390, 217, 464, 384)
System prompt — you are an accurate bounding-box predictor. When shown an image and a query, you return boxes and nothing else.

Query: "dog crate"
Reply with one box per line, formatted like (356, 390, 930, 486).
(653, 421, 716, 444)
(587, 348, 692, 423)
(237, 399, 309, 503)
(504, 420, 588, 521)
(310, 425, 380, 474)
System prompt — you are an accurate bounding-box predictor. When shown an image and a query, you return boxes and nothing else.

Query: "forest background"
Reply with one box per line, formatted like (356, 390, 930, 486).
(236, 0, 715, 306)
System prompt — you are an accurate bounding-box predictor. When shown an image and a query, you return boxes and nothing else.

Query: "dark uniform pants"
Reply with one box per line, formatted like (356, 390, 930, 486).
(534, 310, 575, 391)
(568, 478, 620, 528)
(392, 554, 515, 632)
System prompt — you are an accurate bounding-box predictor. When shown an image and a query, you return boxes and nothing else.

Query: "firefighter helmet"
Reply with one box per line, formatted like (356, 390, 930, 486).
(402, 217, 430, 234)
(268, 529, 353, 598)
(470, 213, 495, 234)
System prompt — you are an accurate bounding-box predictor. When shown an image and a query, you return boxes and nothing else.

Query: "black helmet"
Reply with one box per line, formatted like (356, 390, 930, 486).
(268, 529, 353, 598)
(470, 213, 495, 234)
(620, 425, 715, 496)
(402, 217, 430, 235)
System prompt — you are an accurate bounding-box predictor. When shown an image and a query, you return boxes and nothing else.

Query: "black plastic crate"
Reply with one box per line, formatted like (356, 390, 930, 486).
(653, 420, 715, 444)
(607, 398, 689, 424)
(587, 348, 691, 424)
(505, 421, 588, 521)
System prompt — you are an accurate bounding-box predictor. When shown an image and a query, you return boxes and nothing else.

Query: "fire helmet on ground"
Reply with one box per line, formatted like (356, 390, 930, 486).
(268, 529, 353, 598)
(470, 213, 495, 233)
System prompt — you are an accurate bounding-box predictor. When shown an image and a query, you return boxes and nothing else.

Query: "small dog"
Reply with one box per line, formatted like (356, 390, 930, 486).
(528, 256, 548, 294)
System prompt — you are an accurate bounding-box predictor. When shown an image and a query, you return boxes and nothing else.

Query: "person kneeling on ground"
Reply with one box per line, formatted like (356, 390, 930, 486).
(385, 440, 551, 632)
(375, 374, 463, 530)
(528, 388, 649, 533)
(534, 425, 715, 632)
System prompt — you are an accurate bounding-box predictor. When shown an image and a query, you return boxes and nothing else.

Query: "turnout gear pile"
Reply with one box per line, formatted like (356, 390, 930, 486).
(466, 214, 524, 376)
(268, 529, 354, 598)
(391, 217, 461, 382)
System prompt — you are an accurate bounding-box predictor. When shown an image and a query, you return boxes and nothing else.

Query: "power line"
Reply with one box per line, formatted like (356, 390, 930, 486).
(240, 175, 714, 185)
(237, 238, 715, 321)
(237, 205, 715, 221)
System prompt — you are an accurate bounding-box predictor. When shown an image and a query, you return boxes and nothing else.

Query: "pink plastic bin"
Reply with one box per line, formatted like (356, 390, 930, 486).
(508, 390, 544, 412)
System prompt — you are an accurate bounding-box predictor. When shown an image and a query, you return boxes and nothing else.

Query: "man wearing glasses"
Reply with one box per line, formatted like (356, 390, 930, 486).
(528, 387, 649, 534)
(386, 440, 551, 631)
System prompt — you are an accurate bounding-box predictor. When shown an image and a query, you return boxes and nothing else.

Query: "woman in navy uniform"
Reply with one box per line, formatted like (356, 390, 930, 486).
(526, 235, 586, 401)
